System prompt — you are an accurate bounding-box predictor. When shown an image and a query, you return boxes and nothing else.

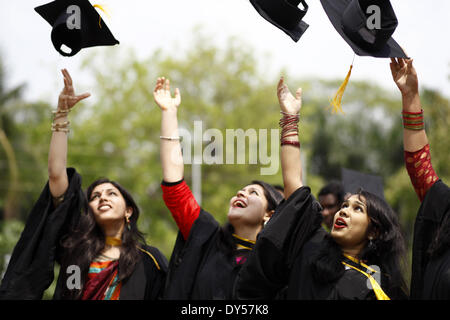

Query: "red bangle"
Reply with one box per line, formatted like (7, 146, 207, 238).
(402, 109, 423, 115)
(281, 140, 300, 148)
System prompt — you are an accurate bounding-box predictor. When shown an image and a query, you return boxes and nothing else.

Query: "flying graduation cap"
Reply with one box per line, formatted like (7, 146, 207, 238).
(341, 168, 385, 201)
(320, 0, 407, 58)
(319, 0, 407, 113)
(249, 0, 310, 42)
(35, 0, 119, 57)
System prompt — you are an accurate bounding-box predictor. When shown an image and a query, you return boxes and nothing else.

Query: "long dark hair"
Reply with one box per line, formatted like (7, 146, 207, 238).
(219, 180, 283, 257)
(429, 211, 450, 258)
(311, 190, 408, 298)
(59, 178, 146, 299)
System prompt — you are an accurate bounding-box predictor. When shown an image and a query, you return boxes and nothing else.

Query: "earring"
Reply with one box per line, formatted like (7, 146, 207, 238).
(126, 216, 131, 231)
(368, 237, 375, 250)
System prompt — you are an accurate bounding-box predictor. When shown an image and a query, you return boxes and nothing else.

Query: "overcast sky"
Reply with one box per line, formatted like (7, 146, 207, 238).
(1, 0, 449, 104)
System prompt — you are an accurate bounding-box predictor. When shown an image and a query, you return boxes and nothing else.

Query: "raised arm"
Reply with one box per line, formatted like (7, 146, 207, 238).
(48, 69, 90, 200)
(154, 78, 201, 240)
(390, 58, 439, 201)
(390, 58, 428, 152)
(277, 77, 303, 199)
(154, 77, 183, 182)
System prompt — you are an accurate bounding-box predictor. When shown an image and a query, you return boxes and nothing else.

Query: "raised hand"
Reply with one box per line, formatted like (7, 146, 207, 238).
(58, 69, 90, 111)
(153, 77, 181, 111)
(390, 58, 419, 98)
(277, 77, 302, 115)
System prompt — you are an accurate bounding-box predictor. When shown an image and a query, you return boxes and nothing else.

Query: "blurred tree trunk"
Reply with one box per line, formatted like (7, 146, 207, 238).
(0, 128, 19, 220)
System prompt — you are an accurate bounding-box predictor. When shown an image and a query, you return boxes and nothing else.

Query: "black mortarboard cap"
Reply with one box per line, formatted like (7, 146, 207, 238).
(35, 0, 119, 57)
(341, 168, 385, 201)
(320, 0, 407, 58)
(249, 0, 310, 42)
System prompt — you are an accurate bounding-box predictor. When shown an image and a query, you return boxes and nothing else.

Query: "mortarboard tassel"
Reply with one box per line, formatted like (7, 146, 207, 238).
(93, 4, 110, 28)
(328, 54, 355, 114)
(329, 63, 352, 114)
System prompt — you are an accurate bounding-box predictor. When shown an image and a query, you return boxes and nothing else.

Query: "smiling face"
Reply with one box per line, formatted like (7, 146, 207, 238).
(88, 182, 132, 228)
(227, 184, 271, 229)
(330, 194, 371, 254)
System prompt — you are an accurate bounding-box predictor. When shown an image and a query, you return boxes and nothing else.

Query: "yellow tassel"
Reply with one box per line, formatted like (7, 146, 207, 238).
(93, 4, 110, 28)
(328, 64, 353, 114)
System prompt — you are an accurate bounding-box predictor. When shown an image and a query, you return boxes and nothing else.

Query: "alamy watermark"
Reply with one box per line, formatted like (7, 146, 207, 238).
(366, 5, 381, 30)
(66, 265, 81, 290)
(66, 5, 81, 30)
(173, 121, 280, 176)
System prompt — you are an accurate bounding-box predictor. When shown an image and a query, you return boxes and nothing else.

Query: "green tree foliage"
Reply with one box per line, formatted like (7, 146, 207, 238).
(0, 31, 449, 296)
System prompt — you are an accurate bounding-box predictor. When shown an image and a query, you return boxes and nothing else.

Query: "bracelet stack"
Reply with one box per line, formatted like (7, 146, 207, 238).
(51, 109, 70, 133)
(402, 109, 424, 131)
(279, 111, 300, 147)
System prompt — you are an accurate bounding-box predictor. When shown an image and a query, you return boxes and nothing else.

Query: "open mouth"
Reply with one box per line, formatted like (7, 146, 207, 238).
(334, 217, 347, 229)
(98, 204, 112, 211)
(233, 199, 247, 209)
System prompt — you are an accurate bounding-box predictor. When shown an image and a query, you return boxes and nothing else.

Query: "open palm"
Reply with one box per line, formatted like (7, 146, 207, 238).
(277, 77, 302, 114)
(153, 77, 181, 111)
(58, 69, 90, 110)
(390, 58, 418, 96)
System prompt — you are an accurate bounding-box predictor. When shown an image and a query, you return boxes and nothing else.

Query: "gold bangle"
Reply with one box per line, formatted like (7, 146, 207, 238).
(160, 136, 180, 141)
(51, 120, 70, 133)
(51, 127, 70, 133)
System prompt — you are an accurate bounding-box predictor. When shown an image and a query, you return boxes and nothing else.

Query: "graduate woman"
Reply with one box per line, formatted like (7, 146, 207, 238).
(390, 57, 450, 299)
(154, 77, 283, 299)
(0, 69, 168, 300)
(235, 77, 408, 300)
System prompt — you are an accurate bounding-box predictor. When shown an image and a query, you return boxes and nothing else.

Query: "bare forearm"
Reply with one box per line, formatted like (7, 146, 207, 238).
(281, 137, 303, 199)
(160, 110, 184, 182)
(48, 114, 69, 197)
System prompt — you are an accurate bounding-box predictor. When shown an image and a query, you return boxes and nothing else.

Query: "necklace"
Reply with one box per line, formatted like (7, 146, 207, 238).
(105, 236, 122, 247)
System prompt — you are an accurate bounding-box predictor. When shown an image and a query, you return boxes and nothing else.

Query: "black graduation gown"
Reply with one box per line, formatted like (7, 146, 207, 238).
(0, 167, 168, 300)
(163, 209, 251, 300)
(235, 186, 386, 300)
(52, 244, 168, 300)
(410, 179, 450, 299)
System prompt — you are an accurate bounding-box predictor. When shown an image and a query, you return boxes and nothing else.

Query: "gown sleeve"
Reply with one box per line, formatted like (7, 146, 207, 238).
(235, 186, 323, 299)
(404, 144, 439, 202)
(141, 245, 169, 300)
(0, 168, 84, 300)
(410, 179, 450, 298)
(161, 179, 201, 240)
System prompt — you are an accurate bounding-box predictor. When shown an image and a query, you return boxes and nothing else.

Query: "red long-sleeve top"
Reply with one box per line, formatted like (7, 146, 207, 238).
(161, 179, 201, 240)
(404, 144, 439, 202)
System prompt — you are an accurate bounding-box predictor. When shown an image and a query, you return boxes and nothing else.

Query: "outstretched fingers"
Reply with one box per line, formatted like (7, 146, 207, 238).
(154, 77, 162, 93)
(164, 78, 170, 92)
(62, 69, 73, 87)
(277, 77, 289, 98)
(295, 88, 302, 101)
(174, 88, 181, 105)
(75, 92, 91, 103)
